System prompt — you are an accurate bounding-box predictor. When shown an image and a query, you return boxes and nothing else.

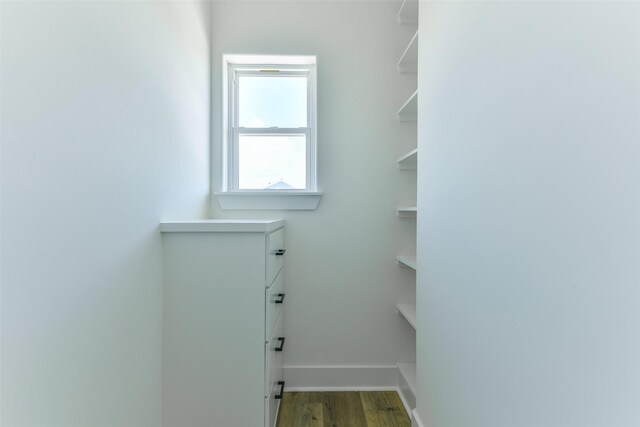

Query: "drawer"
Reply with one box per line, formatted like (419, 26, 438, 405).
(265, 309, 285, 397)
(266, 227, 285, 287)
(265, 269, 285, 341)
(265, 381, 283, 427)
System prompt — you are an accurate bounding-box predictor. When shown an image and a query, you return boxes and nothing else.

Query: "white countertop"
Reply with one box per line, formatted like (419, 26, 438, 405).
(159, 219, 284, 233)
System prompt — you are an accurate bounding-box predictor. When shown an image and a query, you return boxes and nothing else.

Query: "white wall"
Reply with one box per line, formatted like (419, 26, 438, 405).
(0, 2, 210, 426)
(210, 1, 417, 382)
(0, 3, 3, 420)
(417, 1, 640, 426)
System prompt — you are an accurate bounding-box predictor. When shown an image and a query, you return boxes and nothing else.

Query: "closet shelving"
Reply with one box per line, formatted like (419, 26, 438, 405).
(397, 90, 418, 122)
(397, 207, 417, 218)
(397, 304, 417, 329)
(397, 30, 418, 73)
(396, 255, 416, 270)
(395, 0, 418, 416)
(397, 0, 418, 24)
(397, 148, 417, 170)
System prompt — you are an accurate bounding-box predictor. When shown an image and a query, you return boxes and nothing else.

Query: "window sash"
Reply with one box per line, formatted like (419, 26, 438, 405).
(231, 128, 311, 191)
(233, 69, 311, 77)
(232, 69, 311, 129)
(234, 127, 310, 134)
(227, 63, 316, 192)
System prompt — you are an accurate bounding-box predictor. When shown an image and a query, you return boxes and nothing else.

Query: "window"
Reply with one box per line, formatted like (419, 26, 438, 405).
(220, 55, 319, 210)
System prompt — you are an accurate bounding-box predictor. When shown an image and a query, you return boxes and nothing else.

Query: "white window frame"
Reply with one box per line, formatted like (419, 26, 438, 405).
(219, 55, 319, 211)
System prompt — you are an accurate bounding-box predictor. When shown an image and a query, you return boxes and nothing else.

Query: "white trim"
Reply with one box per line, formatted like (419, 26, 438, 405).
(224, 54, 316, 66)
(215, 191, 322, 210)
(397, 362, 417, 410)
(396, 385, 413, 420)
(412, 408, 426, 427)
(283, 365, 398, 390)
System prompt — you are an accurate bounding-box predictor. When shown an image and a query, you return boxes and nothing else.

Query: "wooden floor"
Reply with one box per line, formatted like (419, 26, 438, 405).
(276, 391, 411, 427)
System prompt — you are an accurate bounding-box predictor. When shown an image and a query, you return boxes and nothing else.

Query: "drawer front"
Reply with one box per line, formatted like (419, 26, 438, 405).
(265, 384, 281, 427)
(265, 309, 285, 396)
(265, 269, 285, 341)
(266, 228, 285, 287)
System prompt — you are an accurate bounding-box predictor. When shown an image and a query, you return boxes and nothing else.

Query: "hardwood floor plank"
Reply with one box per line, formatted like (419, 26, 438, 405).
(327, 392, 369, 427)
(277, 391, 409, 427)
(359, 391, 411, 427)
(276, 392, 300, 426)
(277, 392, 329, 427)
(300, 403, 324, 427)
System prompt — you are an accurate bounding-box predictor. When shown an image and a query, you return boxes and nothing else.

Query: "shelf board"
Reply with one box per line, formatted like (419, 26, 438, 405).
(397, 304, 416, 329)
(160, 219, 283, 234)
(397, 207, 417, 218)
(397, 90, 418, 122)
(398, 148, 417, 170)
(396, 255, 416, 270)
(397, 30, 418, 73)
(397, 0, 418, 24)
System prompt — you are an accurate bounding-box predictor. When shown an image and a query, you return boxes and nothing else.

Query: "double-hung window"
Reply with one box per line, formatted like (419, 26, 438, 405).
(223, 56, 317, 201)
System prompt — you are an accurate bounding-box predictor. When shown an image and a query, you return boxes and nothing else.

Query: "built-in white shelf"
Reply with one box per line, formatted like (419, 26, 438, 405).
(396, 0, 418, 414)
(397, 304, 416, 329)
(397, 30, 418, 73)
(397, 90, 418, 122)
(397, 0, 418, 24)
(397, 148, 417, 170)
(398, 362, 417, 410)
(397, 207, 417, 218)
(160, 219, 284, 233)
(396, 255, 417, 270)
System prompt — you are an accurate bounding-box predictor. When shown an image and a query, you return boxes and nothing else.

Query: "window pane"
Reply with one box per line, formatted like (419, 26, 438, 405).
(238, 76, 307, 128)
(238, 134, 306, 190)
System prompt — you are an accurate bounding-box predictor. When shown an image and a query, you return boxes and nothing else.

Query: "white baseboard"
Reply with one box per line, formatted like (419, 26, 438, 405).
(411, 408, 425, 427)
(395, 385, 413, 418)
(397, 363, 416, 411)
(283, 365, 398, 391)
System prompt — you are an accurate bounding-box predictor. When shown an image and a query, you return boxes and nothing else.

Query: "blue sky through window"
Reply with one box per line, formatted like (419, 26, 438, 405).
(238, 76, 307, 128)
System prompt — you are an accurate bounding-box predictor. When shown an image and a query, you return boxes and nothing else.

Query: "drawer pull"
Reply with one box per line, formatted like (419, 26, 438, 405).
(275, 337, 286, 352)
(275, 381, 285, 399)
(275, 293, 286, 304)
(272, 249, 286, 256)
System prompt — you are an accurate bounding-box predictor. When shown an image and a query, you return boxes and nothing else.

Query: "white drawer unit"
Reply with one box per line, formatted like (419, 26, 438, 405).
(266, 313, 285, 427)
(266, 270, 285, 340)
(266, 227, 285, 286)
(265, 307, 285, 396)
(160, 220, 286, 427)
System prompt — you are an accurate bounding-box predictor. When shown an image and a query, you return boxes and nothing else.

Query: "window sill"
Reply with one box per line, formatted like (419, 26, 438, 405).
(214, 191, 322, 210)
